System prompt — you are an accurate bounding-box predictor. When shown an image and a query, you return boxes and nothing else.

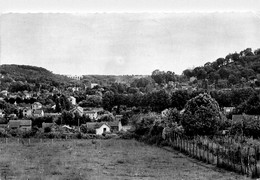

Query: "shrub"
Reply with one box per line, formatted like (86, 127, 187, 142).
(132, 113, 159, 136)
(181, 93, 222, 136)
(44, 126, 52, 133)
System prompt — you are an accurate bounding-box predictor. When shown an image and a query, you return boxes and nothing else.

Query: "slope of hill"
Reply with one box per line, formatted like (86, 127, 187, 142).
(0, 64, 74, 89)
(183, 48, 260, 87)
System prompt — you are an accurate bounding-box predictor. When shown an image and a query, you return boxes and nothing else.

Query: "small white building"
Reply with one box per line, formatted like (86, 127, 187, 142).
(86, 122, 111, 135)
(23, 107, 33, 117)
(33, 109, 44, 117)
(91, 83, 99, 89)
(84, 111, 98, 120)
(0, 110, 5, 118)
(31, 102, 42, 110)
(68, 96, 76, 105)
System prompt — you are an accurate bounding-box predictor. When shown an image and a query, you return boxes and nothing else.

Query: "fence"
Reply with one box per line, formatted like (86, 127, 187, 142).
(169, 133, 260, 178)
(0, 137, 71, 145)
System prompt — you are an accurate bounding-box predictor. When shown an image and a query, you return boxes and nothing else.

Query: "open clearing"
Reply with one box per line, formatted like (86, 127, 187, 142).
(0, 139, 249, 180)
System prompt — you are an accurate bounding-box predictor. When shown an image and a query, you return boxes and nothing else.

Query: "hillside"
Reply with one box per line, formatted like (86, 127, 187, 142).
(0, 64, 74, 90)
(183, 48, 260, 88)
(0, 64, 152, 92)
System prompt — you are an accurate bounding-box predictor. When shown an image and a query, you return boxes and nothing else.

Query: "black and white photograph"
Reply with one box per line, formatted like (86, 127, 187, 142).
(0, 0, 260, 179)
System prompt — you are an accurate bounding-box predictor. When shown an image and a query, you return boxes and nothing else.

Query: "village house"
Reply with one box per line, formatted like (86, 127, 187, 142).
(0, 90, 8, 96)
(23, 107, 33, 117)
(32, 109, 44, 117)
(0, 109, 5, 118)
(161, 109, 169, 118)
(68, 96, 76, 105)
(91, 83, 99, 89)
(86, 122, 111, 135)
(23, 90, 32, 99)
(42, 122, 54, 129)
(31, 102, 42, 110)
(8, 120, 32, 131)
(84, 110, 98, 120)
(108, 119, 122, 132)
(232, 114, 260, 121)
(71, 106, 84, 116)
(223, 107, 235, 115)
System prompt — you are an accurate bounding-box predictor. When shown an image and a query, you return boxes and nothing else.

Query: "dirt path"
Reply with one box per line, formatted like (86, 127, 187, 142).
(0, 139, 250, 180)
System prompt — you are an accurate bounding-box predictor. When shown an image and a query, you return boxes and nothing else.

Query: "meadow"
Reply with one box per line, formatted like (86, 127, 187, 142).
(0, 139, 250, 180)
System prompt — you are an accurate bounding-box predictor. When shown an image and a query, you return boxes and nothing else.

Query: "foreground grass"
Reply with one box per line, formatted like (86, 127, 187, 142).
(0, 139, 249, 180)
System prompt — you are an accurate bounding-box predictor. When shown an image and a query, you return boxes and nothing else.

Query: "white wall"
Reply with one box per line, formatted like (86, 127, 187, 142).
(96, 124, 110, 135)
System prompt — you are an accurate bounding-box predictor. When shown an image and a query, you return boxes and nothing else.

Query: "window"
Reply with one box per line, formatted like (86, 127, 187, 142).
(103, 128, 106, 132)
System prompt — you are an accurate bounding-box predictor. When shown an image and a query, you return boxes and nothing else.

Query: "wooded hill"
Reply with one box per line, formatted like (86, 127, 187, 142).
(182, 48, 260, 87)
(0, 64, 151, 91)
(0, 64, 74, 84)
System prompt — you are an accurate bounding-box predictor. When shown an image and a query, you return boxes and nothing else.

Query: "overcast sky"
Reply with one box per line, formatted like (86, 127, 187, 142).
(1, 12, 260, 75)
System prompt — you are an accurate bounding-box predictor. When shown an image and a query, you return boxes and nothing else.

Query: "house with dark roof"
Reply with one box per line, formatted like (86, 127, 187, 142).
(232, 114, 260, 122)
(8, 120, 32, 131)
(42, 122, 55, 130)
(86, 122, 111, 135)
(107, 120, 122, 132)
(19, 120, 32, 131)
(71, 106, 84, 116)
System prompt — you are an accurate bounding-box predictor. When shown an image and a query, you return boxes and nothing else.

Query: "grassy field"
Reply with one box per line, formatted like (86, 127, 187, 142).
(0, 139, 250, 180)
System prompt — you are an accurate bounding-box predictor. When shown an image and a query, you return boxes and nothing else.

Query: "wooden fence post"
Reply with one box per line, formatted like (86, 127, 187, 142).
(254, 146, 258, 178)
(5, 138, 7, 144)
(216, 144, 219, 167)
(247, 147, 250, 176)
(207, 141, 209, 164)
(238, 146, 243, 175)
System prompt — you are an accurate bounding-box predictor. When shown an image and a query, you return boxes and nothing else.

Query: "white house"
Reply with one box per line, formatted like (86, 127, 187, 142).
(23, 107, 33, 117)
(161, 109, 169, 118)
(84, 111, 98, 120)
(68, 96, 76, 105)
(31, 102, 42, 110)
(32, 109, 44, 117)
(0, 110, 5, 118)
(223, 107, 235, 115)
(91, 83, 99, 89)
(86, 122, 111, 135)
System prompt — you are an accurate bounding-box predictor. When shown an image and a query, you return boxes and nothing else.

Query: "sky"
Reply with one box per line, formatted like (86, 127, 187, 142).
(1, 12, 260, 75)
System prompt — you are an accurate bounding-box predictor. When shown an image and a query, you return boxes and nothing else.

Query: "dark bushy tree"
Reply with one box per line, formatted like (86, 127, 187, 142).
(181, 93, 222, 136)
